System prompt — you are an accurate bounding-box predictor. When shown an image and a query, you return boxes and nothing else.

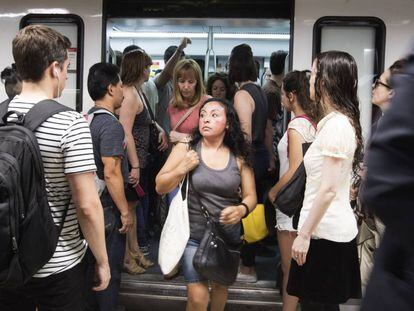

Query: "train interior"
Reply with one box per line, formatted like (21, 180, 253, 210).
(106, 17, 290, 310)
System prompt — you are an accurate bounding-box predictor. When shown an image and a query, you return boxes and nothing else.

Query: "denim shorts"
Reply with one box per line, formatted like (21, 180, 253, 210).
(181, 239, 207, 284)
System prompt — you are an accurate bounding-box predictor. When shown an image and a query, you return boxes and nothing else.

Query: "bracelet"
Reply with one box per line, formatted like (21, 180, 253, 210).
(131, 166, 139, 169)
(239, 202, 250, 219)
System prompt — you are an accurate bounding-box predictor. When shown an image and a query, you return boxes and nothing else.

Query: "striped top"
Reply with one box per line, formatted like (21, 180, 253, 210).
(8, 96, 96, 277)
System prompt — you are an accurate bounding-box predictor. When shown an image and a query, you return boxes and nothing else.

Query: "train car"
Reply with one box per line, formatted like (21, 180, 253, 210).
(0, 0, 413, 309)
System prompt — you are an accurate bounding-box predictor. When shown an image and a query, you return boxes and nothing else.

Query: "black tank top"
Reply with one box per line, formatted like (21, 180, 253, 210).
(240, 83, 268, 146)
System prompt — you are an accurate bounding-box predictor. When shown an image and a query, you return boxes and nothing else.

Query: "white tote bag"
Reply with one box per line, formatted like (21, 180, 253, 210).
(158, 175, 190, 275)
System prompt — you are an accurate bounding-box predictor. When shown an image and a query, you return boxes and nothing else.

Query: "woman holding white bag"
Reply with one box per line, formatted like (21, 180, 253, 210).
(156, 98, 256, 311)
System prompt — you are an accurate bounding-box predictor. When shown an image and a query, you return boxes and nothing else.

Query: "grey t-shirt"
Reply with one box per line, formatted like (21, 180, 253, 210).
(153, 73, 173, 133)
(88, 107, 129, 206)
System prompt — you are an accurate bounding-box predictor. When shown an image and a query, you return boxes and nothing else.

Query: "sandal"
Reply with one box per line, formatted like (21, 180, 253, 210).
(124, 260, 146, 275)
(130, 250, 154, 269)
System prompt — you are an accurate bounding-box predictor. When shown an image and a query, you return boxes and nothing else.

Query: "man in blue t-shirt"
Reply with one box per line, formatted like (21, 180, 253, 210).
(85, 62, 133, 311)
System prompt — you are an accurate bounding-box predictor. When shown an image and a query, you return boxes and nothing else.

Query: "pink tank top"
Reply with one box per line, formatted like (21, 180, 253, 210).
(168, 95, 210, 134)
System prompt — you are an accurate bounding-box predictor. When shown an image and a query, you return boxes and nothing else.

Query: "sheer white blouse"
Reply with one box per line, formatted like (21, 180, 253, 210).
(298, 111, 358, 242)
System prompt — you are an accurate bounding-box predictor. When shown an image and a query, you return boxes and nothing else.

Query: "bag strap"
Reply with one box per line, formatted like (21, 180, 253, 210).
(24, 100, 73, 231)
(24, 99, 72, 131)
(0, 99, 11, 123)
(135, 85, 157, 123)
(85, 108, 118, 126)
(172, 104, 198, 131)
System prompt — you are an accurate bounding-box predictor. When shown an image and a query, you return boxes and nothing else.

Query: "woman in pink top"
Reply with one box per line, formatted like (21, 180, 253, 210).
(168, 59, 210, 143)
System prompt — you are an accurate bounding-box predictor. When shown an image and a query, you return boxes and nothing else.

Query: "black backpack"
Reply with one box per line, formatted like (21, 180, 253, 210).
(0, 99, 72, 288)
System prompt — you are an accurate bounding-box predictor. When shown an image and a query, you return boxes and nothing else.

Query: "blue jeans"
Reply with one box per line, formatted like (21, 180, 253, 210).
(85, 205, 126, 311)
(182, 239, 207, 284)
(137, 167, 149, 247)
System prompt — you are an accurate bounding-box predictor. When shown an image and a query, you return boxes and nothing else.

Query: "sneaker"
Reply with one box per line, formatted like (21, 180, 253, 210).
(236, 271, 258, 283)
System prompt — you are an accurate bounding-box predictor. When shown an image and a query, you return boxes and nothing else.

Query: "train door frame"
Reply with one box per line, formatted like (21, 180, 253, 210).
(20, 13, 85, 112)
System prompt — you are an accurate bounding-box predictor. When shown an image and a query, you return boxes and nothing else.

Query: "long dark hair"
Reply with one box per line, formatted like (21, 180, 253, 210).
(283, 70, 321, 121)
(228, 44, 257, 84)
(314, 51, 363, 175)
(190, 97, 252, 166)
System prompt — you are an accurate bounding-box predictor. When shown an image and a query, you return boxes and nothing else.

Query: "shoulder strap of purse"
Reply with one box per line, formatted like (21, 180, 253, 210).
(135, 85, 156, 122)
(172, 103, 198, 132)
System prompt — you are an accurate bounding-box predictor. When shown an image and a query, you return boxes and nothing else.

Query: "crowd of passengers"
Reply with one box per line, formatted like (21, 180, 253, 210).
(0, 24, 409, 311)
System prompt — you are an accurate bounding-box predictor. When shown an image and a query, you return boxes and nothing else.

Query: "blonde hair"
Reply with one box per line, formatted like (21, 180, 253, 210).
(121, 49, 152, 86)
(172, 59, 205, 108)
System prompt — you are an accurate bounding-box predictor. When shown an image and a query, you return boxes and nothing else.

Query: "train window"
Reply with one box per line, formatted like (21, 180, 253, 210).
(313, 16, 386, 141)
(20, 14, 85, 112)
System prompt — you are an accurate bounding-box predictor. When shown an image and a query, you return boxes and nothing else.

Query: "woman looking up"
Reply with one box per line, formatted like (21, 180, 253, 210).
(156, 98, 256, 311)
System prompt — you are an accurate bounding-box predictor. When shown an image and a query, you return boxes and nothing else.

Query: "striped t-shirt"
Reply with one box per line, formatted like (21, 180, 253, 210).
(8, 96, 96, 278)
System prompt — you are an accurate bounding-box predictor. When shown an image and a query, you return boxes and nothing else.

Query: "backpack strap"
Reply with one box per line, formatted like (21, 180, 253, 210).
(24, 100, 73, 232)
(24, 99, 72, 131)
(85, 108, 117, 126)
(0, 99, 11, 124)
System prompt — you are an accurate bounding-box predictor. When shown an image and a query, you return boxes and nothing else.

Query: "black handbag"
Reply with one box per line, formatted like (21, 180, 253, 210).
(274, 143, 312, 221)
(190, 175, 242, 286)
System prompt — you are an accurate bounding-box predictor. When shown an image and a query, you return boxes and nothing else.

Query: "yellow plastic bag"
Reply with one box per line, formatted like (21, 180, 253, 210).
(242, 204, 268, 244)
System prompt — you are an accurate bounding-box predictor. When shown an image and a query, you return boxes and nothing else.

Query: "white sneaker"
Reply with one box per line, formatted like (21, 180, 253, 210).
(236, 271, 258, 283)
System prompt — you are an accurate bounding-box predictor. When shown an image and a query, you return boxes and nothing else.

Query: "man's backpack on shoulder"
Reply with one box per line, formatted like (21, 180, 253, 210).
(0, 99, 72, 288)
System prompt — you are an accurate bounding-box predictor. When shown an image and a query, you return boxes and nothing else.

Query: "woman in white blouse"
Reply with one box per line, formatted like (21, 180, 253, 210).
(268, 70, 319, 311)
(287, 51, 362, 310)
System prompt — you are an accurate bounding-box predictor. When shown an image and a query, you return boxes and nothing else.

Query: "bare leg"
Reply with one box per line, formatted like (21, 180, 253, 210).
(277, 230, 299, 311)
(210, 282, 228, 311)
(125, 200, 139, 264)
(186, 282, 210, 311)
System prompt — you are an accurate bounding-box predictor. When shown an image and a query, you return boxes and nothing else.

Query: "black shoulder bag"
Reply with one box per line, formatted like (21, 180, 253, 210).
(190, 174, 242, 286)
(274, 142, 312, 228)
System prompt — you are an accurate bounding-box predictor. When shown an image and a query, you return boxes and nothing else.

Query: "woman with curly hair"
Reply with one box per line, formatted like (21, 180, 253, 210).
(206, 72, 234, 101)
(156, 98, 257, 311)
(287, 51, 362, 310)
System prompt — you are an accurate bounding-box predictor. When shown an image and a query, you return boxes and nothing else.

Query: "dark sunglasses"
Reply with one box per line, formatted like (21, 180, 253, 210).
(373, 78, 391, 89)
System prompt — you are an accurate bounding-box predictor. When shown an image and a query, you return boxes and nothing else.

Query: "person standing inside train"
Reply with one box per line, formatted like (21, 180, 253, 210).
(168, 59, 210, 144)
(1, 63, 22, 99)
(156, 98, 256, 311)
(262, 50, 287, 160)
(153, 38, 191, 134)
(228, 43, 271, 283)
(206, 72, 235, 101)
(267, 70, 319, 311)
(287, 51, 362, 310)
(118, 49, 167, 274)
